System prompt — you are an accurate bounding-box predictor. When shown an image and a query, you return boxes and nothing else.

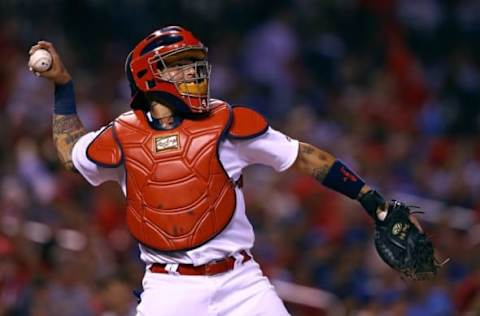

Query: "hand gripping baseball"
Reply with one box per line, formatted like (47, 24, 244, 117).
(28, 41, 71, 84)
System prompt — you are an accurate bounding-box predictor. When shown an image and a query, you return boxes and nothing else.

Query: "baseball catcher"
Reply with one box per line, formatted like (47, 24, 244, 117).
(29, 26, 442, 316)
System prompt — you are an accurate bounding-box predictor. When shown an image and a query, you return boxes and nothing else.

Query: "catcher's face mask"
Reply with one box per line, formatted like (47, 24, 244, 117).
(149, 49, 211, 112)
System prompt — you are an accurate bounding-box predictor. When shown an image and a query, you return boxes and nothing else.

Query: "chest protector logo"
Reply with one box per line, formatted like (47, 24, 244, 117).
(115, 104, 235, 251)
(154, 134, 180, 152)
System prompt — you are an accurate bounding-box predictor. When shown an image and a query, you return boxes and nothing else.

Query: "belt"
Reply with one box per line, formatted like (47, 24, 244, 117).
(150, 250, 252, 276)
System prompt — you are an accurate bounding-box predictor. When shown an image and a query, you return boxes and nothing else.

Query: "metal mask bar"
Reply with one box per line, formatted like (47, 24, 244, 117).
(148, 52, 211, 112)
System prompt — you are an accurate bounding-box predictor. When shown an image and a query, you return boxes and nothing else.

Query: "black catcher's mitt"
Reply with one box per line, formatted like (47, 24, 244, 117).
(374, 200, 442, 280)
(360, 190, 448, 280)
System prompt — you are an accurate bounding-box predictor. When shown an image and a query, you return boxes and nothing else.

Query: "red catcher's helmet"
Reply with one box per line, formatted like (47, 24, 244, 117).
(127, 26, 211, 114)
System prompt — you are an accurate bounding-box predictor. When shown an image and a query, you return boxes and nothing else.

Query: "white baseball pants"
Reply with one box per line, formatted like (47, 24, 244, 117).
(136, 259, 291, 316)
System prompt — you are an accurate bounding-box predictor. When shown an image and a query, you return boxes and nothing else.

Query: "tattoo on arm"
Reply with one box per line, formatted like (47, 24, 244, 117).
(313, 166, 331, 182)
(52, 114, 86, 171)
(301, 144, 314, 155)
(295, 142, 335, 182)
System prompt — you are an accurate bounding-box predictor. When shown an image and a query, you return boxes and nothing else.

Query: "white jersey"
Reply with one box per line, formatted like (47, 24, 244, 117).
(72, 125, 299, 266)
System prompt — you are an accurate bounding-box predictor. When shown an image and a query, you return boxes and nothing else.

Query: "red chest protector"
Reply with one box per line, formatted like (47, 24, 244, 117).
(86, 101, 268, 251)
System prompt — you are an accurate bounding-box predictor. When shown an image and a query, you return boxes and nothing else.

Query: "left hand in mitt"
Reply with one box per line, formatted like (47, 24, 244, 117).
(360, 190, 446, 280)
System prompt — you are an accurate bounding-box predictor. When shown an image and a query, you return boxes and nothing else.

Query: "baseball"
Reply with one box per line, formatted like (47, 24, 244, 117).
(29, 49, 52, 72)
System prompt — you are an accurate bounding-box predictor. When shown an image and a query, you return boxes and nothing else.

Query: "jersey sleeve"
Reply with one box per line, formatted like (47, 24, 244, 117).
(233, 127, 299, 172)
(72, 128, 124, 186)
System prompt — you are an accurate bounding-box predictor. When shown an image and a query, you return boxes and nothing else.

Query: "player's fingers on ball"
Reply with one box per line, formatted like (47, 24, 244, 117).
(37, 41, 58, 56)
(29, 44, 41, 55)
(28, 68, 40, 77)
(37, 40, 53, 47)
(49, 49, 61, 61)
(43, 44, 61, 61)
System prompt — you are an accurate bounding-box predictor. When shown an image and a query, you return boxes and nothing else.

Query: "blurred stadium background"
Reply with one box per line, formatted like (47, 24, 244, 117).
(1, 0, 480, 315)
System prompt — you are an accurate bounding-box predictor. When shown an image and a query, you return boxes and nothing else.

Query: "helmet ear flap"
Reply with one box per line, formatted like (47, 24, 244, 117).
(125, 51, 136, 97)
(125, 51, 149, 110)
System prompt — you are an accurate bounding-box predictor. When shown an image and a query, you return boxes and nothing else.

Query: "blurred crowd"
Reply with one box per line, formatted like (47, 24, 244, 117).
(1, 0, 480, 315)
